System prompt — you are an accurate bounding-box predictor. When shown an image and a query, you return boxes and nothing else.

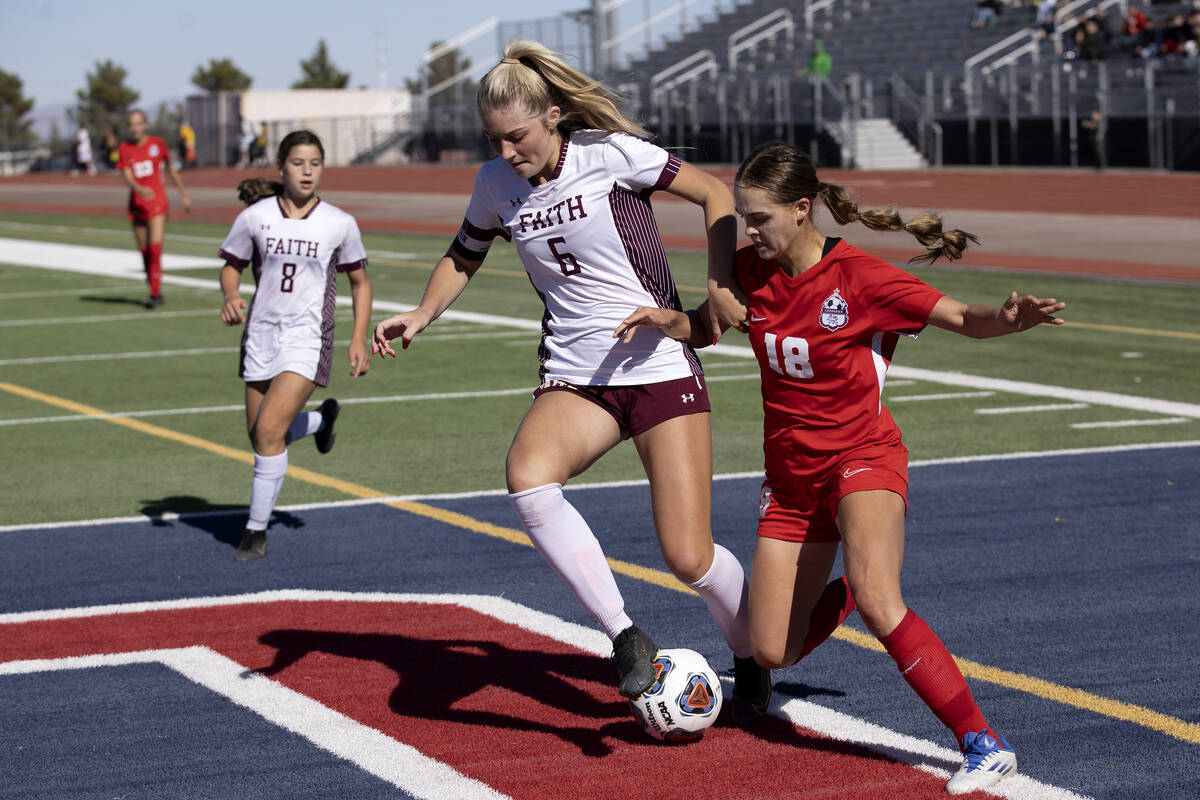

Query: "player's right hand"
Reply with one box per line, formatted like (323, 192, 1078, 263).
(373, 310, 431, 358)
(221, 296, 248, 326)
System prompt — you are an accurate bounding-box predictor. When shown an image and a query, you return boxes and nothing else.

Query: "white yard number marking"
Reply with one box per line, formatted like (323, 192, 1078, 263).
(763, 332, 814, 379)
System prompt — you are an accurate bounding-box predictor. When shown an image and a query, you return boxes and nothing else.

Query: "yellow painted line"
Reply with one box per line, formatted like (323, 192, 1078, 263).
(1062, 320, 1200, 341)
(0, 381, 691, 596)
(3, 378, 1195, 745)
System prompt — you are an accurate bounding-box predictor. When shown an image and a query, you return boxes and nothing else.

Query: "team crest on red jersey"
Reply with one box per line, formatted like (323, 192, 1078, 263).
(819, 289, 849, 331)
(149, 143, 159, 157)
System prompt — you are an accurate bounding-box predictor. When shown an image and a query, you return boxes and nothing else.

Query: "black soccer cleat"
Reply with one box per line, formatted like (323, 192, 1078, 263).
(233, 529, 268, 562)
(145, 294, 164, 309)
(730, 655, 772, 727)
(314, 398, 340, 454)
(612, 625, 659, 698)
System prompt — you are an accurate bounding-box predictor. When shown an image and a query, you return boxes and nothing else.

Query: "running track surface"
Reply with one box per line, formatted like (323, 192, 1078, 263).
(2, 447, 1198, 799)
(2, 166, 1198, 283)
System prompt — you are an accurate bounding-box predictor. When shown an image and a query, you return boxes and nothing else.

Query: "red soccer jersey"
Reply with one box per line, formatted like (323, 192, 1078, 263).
(735, 240, 944, 493)
(117, 136, 170, 218)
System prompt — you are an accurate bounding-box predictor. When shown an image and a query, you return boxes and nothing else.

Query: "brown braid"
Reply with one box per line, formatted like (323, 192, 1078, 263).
(737, 141, 978, 263)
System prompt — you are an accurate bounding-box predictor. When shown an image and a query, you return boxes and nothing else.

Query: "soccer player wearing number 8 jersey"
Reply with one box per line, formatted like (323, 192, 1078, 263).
(217, 130, 374, 562)
(616, 141, 1066, 794)
(117, 109, 191, 308)
(373, 40, 767, 718)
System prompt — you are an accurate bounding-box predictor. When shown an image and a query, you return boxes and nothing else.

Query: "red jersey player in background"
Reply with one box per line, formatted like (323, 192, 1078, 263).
(118, 108, 190, 308)
(616, 140, 1065, 795)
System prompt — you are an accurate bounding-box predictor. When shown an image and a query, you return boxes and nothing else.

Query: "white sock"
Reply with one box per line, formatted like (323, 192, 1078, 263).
(510, 483, 633, 639)
(247, 450, 288, 531)
(286, 411, 323, 443)
(686, 543, 753, 658)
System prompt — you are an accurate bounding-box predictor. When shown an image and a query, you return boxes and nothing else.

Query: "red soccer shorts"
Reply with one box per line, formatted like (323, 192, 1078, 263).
(756, 442, 910, 543)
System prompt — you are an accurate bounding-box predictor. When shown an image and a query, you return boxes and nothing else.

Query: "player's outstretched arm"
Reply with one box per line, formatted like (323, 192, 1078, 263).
(373, 250, 482, 357)
(928, 291, 1066, 339)
(219, 264, 248, 326)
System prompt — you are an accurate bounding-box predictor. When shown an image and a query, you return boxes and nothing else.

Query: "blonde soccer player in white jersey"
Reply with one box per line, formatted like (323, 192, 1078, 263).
(372, 40, 769, 721)
(218, 130, 374, 562)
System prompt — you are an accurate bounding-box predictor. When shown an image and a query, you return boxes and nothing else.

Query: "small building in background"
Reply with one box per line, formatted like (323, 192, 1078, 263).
(186, 89, 413, 168)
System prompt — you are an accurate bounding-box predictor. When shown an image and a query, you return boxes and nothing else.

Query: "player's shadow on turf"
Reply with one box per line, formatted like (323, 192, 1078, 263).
(79, 295, 158, 307)
(772, 679, 845, 700)
(138, 494, 305, 548)
(252, 628, 645, 757)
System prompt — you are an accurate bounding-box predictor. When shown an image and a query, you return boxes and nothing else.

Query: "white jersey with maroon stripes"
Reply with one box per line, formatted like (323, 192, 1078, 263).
(219, 197, 368, 387)
(453, 129, 701, 386)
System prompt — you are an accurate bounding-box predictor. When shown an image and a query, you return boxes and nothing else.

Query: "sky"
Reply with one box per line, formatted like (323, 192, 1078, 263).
(4, 0, 586, 131)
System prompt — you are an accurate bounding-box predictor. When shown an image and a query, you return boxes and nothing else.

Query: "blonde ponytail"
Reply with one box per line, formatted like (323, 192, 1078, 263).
(479, 40, 647, 139)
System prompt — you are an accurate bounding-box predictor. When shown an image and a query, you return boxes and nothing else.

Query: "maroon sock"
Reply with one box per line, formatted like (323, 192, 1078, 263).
(880, 609, 990, 743)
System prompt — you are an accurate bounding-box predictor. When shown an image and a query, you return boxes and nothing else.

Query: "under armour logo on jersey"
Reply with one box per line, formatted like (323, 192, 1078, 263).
(260, 223, 271, 231)
(681, 393, 695, 403)
(508, 196, 524, 207)
(819, 288, 849, 331)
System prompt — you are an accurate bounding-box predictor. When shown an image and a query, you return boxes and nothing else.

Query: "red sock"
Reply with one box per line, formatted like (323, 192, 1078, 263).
(880, 609, 990, 743)
(798, 576, 857, 662)
(147, 243, 163, 296)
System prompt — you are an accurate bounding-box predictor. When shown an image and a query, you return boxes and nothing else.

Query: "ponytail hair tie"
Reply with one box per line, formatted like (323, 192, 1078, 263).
(501, 57, 521, 65)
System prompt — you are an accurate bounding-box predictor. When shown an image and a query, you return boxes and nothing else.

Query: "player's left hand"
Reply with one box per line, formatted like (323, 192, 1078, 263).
(181, 193, 192, 214)
(349, 339, 371, 377)
(1000, 291, 1066, 331)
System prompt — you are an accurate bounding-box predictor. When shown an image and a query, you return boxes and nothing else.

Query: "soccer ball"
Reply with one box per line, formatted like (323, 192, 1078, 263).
(628, 648, 723, 742)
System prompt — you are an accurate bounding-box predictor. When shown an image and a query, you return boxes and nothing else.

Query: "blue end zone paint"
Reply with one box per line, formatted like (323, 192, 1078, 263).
(0, 664, 413, 800)
(2, 446, 1198, 799)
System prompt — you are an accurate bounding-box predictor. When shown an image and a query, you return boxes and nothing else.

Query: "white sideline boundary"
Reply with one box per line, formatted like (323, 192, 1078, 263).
(5, 238, 1198, 419)
(2, 439, 1197, 534)
(0, 590, 1090, 800)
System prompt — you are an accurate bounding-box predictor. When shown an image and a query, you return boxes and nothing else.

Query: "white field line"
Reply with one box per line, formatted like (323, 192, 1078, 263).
(885, 391, 996, 402)
(0, 647, 510, 800)
(8, 238, 1200, 421)
(0, 330, 531, 368)
(1070, 417, 1190, 429)
(976, 403, 1090, 415)
(4, 439, 1198, 535)
(0, 308, 219, 326)
(0, 590, 1088, 800)
(0, 347, 237, 366)
(771, 694, 1091, 800)
(0, 285, 139, 299)
(0, 219, 426, 261)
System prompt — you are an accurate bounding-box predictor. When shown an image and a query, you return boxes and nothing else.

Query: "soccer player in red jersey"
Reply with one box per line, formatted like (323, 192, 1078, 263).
(117, 109, 191, 308)
(616, 140, 1065, 794)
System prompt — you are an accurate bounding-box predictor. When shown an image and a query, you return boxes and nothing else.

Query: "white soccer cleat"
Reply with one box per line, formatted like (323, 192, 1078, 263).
(945, 728, 1018, 794)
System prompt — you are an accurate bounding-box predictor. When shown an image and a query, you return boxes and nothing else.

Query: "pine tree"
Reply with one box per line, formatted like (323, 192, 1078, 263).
(292, 40, 350, 89)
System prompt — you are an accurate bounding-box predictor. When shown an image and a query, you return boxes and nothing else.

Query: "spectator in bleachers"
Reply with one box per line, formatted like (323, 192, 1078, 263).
(1078, 18, 1105, 60)
(1163, 13, 1189, 56)
(1123, 4, 1148, 39)
(1138, 18, 1163, 58)
(970, 0, 1002, 29)
(1035, 0, 1057, 34)
(802, 39, 832, 78)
